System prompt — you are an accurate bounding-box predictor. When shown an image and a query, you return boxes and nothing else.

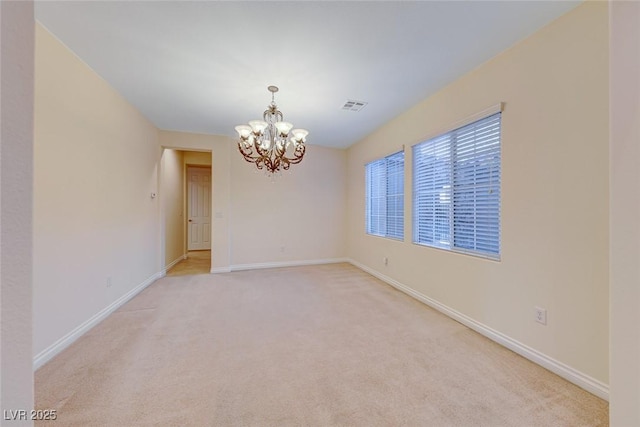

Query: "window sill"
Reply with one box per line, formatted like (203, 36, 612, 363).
(412, 241, 501, 262)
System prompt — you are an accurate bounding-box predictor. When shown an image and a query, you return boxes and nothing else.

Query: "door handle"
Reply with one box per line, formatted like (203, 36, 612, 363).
(188, 219, 193, 222)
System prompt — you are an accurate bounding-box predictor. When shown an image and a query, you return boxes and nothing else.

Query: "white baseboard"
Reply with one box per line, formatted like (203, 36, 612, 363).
(163, 253, 187, 274)
(210, 258, 348, 274)
(348, 258, 610, 401)
(33, 271, 162, 370)
(229, 258, 348, 272)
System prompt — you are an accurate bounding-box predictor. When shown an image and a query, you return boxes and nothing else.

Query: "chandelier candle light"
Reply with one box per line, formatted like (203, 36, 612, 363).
(235, 86, 308, 174)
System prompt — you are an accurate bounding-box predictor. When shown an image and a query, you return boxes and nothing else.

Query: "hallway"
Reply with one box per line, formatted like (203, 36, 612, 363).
(167, 251, 211, 276)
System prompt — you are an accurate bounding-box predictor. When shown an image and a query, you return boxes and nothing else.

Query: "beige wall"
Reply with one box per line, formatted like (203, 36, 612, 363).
(161, 149, 184, 267)
(1, 1, 35, 421)
(230, 144, 347, 266)
(609, 0, 640, 424)
(160, 131, 347, 270)
(33, 25, 161, 358)
(347, 1, 609, 387)
(184, 150, 212, 166)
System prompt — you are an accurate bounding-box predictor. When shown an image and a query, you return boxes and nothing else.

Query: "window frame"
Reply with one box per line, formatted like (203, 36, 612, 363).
(412, 109, 502, 260)
(365, 150, 405, 241)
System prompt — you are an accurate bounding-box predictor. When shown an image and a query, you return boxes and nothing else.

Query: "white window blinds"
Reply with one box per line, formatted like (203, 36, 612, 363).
(366, 151, 404, 239)
(413, 113, 501, 258)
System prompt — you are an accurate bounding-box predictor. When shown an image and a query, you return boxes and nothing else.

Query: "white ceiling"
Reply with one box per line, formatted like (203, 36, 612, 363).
(35, 1, 580, 149)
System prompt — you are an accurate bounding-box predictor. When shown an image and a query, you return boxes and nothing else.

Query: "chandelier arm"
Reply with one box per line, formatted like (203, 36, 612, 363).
(274, 141, 286, 156)
(264, 157, 277, 174)
(238, 142, 270, 168)
(284, 144, 306, 165)
(238, 142, 255, 160)
(264, 109, 284, 125)
(238, 151, 260, 166)
(238, 140, 258, 157)
(253, 135, 272, 157)
(253, 141, 265, 157)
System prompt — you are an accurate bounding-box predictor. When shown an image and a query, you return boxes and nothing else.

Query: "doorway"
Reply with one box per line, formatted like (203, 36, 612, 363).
(161, 148, 213, 276)
(166, 250, 210, 276)
(187, 166, 212, 251)
(167, 165, 212, 276)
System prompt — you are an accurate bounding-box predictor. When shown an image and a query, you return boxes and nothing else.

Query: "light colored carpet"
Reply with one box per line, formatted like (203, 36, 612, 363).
(35, 263, 608, 426)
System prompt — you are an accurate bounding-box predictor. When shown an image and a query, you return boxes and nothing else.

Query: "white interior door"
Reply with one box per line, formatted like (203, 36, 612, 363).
(187, 166, 211, 250)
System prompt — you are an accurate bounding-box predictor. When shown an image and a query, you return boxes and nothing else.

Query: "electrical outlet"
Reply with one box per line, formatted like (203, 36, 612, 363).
(534, 306, 547, 325)
(383, 257, 388, 266)
(106, 276, 112, 288)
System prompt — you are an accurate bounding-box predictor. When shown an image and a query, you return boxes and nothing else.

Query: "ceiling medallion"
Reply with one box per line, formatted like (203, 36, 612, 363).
(235, 86, 308, 174)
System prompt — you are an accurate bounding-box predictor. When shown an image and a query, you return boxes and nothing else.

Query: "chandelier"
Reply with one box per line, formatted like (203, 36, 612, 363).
(235, 86, 308, 174)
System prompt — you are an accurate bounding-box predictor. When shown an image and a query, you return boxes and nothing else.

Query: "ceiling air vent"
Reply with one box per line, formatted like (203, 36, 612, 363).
(341, 100, 368, 112)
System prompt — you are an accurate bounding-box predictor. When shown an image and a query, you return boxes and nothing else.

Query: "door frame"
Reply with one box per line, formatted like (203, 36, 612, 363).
(185, 164, 212, 251)
(158, 146, 215, 274)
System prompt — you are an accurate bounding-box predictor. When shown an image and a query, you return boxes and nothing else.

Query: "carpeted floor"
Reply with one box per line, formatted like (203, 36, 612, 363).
(35, 263, 608, 426)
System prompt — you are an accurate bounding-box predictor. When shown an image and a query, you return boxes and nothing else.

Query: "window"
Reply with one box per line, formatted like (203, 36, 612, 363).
(366, 151, 404, 239)
(413, 112, 501, 258)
